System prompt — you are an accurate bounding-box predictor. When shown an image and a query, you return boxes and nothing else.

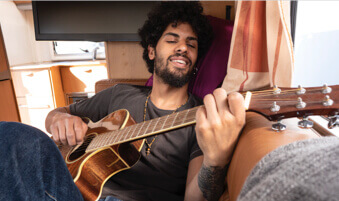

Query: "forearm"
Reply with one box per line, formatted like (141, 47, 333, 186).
(45, 106, 70, 133)
(185, 163, 228, 201)
(198, 163, 228, 201)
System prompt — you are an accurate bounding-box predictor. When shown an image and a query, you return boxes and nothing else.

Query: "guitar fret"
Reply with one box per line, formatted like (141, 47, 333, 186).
(124, 125, 134, 141)
(152, 118, 160, 133)
(106, 131, 114, 145)
(161, 115, 170, 130)
(171, 112, 179, 127)
(132, 124, 141, 139)
(133, 121, 146, 139)
(103, 133, 110, 147)
(91, 136, 99, 149)
(182, 109, 190, 124)
(110, 130, 120, 144)
(186, 108, 198, 122)
(126, 125, 138, 141)
(96, 134, 105, 148)
(117, 127, 129, 143)
(143, 120, 152, 135)
(128, 124, 142, 139)
(106, 132, 113, 146)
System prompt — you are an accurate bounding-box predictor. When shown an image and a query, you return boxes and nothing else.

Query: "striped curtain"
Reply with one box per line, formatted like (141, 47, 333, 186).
(221, 1, 294, 92)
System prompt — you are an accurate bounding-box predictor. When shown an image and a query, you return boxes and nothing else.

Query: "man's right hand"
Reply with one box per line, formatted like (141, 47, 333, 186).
(46, 107, 88, 146)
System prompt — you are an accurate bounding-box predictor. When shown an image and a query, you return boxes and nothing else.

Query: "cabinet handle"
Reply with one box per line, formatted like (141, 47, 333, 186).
(18, 104, 51, 109)
(84, 69, 92, 73)
(26, 73, 34, 77)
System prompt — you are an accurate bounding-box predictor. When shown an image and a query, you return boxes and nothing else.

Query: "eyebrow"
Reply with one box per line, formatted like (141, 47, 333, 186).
(164, 32, 198, 42)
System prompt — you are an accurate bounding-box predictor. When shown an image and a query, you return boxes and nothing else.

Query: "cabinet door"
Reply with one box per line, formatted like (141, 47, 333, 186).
(17, 97, 52, 133)
(61, 65, 108, 93)
(11, 69, 54, 131)
(11, 69, 54, 100)
(0, 25, 20, 121)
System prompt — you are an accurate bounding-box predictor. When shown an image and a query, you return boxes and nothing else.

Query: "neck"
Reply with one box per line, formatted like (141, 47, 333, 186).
(151, 75, 189, 110)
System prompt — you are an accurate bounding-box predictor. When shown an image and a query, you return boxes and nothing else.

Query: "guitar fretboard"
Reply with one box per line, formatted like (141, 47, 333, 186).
(86, 106, 202, 152)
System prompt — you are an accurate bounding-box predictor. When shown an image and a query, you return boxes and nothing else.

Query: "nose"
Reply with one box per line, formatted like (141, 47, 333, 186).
(175, 41, 188, 54)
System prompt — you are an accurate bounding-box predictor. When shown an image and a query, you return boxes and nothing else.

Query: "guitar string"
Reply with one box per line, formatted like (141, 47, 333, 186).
(72, 110, 200, 152)
(250, 100, 329, 104)
(245, 87, 334, 96)
(75, 98, 330, 152)
(76, 97, 320, 152)
(239, 88, 328, 96)
(77, 90, 332, 149)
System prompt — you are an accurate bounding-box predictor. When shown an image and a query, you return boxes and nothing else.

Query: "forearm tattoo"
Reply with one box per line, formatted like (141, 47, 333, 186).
(198, 164, 228, 201)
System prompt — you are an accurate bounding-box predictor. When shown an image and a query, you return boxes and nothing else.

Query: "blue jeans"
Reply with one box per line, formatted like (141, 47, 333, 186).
(100, 197, 123, 201)
(0, 122, 83, 201)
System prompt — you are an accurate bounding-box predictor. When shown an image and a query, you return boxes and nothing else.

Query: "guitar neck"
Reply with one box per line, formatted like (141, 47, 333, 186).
(86, 106, 203, 152)
(86, 84, 338, 152)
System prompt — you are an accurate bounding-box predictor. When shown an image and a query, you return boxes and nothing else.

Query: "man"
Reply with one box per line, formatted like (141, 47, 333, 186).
(46, 2, 245, 201)
(0, 2, 245, 201)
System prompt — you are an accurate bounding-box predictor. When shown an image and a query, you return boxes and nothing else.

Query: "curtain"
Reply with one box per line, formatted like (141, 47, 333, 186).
(221, 0, 294, 92)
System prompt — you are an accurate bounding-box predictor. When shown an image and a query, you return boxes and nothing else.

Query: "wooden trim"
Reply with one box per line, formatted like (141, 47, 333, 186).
(49, 67, 66, 107)
(0, 80, 21, 122)
(14, 1, 32, 5)
(0, 25, 11, 74)
(104, 42, 111, 78)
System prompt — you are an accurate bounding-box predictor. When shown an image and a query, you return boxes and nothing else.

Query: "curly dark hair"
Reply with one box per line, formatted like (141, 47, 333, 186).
(138, 1, 214, 74)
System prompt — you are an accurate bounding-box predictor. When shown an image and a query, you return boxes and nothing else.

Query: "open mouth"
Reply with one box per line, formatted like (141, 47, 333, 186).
(169, 56, 191, 68)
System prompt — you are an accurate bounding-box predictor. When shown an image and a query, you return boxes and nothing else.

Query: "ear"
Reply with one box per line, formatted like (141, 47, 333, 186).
(148, 45, 155, 60)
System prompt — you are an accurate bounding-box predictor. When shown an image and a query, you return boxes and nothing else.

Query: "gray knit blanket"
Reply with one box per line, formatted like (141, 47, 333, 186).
(238, 137, 339, 201)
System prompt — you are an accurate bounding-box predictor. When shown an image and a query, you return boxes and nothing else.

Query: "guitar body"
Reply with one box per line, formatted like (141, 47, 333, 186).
(57, 109, 144, 201)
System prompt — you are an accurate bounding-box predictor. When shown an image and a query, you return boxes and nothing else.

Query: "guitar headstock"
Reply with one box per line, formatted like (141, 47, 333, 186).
(246, 84, 339, 123)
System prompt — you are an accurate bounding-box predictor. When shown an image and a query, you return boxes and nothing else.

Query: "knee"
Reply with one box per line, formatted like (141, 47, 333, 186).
(0, 122, 50, 145)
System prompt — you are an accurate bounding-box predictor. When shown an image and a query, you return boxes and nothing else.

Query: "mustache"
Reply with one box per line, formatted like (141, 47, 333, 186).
(168, 53, 192, 66)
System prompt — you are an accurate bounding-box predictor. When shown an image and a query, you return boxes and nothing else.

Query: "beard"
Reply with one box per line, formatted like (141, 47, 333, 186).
(154, 53, 194, 88)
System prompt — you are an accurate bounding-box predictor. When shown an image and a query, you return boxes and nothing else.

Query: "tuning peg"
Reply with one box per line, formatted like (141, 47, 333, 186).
(323, 95, 334, 107)
(272, 120, 286, 131)
(270, 101, 280, 112)
(322, 84, 332, 94)
(296, 85, 306, 95)
(296, 97, 306, 109)
(328, 115, 339, 129)
(298, 117, 313, 128)
(273, 85, 281, 94)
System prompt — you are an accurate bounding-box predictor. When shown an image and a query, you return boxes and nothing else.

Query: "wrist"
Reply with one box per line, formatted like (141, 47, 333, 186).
(203, 154, 231, 168)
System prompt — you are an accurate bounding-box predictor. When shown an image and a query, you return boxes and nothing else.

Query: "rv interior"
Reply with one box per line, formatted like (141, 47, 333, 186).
(0, 1, 338, 201)
(1, 1, 238, 132)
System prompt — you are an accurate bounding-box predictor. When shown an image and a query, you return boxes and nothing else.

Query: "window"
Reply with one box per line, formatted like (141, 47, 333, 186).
(293, 1, 339, 87)
(51, 41, 105, 61)
(293, 1, 339, 136)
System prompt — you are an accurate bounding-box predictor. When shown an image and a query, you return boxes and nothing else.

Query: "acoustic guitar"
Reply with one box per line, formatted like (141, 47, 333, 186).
(56, 84, 339, 201)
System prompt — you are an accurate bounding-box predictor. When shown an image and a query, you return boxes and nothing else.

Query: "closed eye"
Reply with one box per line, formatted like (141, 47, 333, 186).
(187, 44, 196, 48)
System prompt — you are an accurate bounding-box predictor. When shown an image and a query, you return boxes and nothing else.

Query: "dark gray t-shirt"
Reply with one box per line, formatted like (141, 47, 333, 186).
(69, 84, 203, 201)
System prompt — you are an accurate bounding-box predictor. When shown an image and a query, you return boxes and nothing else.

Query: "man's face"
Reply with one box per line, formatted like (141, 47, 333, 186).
(148, 22, 198, 88)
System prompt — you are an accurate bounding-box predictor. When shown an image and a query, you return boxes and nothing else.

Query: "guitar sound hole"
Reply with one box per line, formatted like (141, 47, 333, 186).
(68, 134, 96, 161)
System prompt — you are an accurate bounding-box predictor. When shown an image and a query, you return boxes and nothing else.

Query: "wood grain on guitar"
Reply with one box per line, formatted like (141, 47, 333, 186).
(57, 84, 338, 201)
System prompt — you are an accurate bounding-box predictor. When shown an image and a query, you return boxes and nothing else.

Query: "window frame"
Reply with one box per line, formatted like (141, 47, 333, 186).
(49, 41, 106, 61)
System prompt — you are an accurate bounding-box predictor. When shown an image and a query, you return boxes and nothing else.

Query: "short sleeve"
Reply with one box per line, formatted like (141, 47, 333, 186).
(189, 127, 203, 161)
(69, 86, 115, 122)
